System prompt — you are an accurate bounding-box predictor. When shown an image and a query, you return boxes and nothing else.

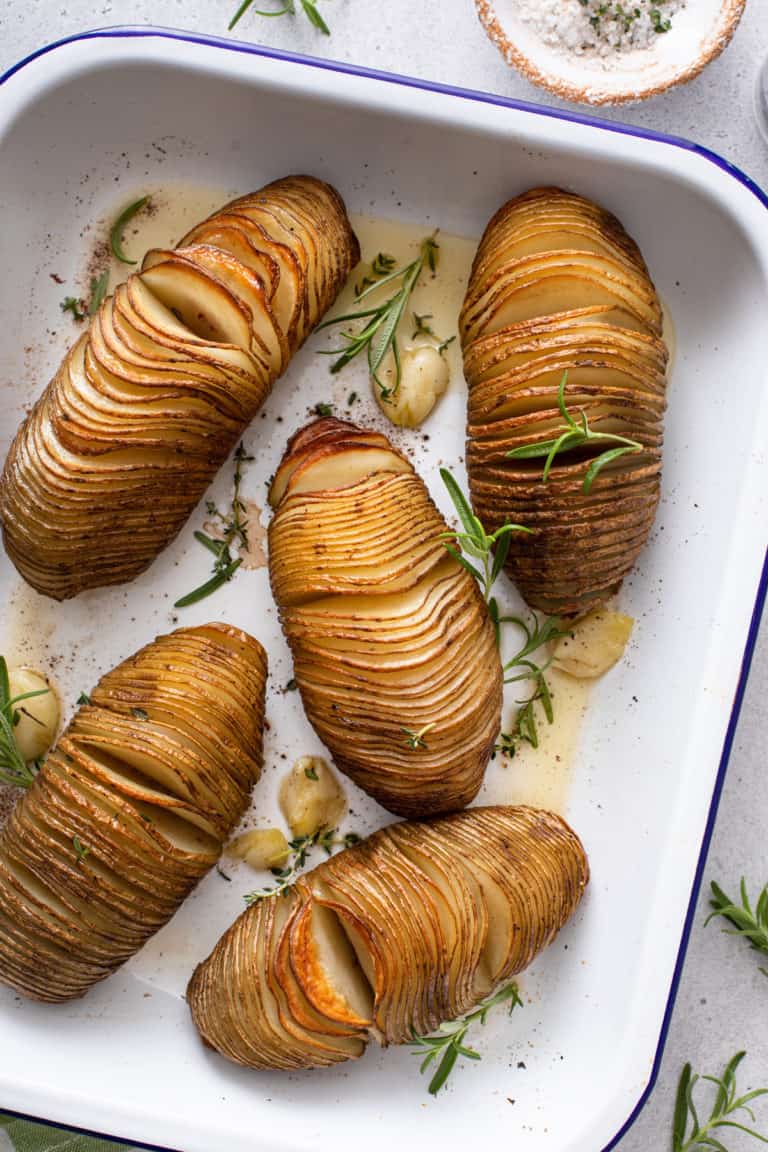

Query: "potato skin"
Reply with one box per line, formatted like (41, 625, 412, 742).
(461, 187, 668, 617)
(0, 176, 359, 600)
(187, 804, 589, 1071)
(268, 418, 503, 819)
(0, 623, 266, 1003)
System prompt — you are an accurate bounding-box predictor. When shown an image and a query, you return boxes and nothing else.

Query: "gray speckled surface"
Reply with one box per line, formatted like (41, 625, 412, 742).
(1, 2, 768, 1148)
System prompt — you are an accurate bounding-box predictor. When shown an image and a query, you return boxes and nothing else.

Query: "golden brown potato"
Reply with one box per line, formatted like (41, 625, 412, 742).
(0, 623, 267, 1003)
(187, 804, 589, 1071)
(0, 176, 359, 600)
(267, 417, 502, 818)
(461, 187, 668, 617)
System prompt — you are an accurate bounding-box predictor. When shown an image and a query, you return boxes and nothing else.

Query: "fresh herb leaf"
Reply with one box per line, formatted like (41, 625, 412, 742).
(401, 723, 436, 750)
(346, 391, 359, 406)
(439, 469, 531, 603)
(495, 612, 570, 755)
(355, 252, 397, 297)
(409, 983, 522, 1096)
(60, 296, 85, 322)
(88, 271, 109, 315)
(304, 765, 319, 780)
(412, 312, 435, 338)
(73, 836, 90, 864)
(506, 371, 643, 493)
(77, 692, 91, 706)
(672, 1052, 768, 1150)
(244, 826, 360, 903)
(707, 879, 768, 977)
(175, 442, 253, 608)
(110, 196, 150, 265)
(314, 402, 334, 417)
(0, 657, 50, 789)
(229, 0, 330, 33)
(317, 236, 440, 401)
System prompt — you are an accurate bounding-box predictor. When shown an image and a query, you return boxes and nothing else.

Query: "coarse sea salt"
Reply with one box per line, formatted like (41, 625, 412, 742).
(516, 0, 687, 59)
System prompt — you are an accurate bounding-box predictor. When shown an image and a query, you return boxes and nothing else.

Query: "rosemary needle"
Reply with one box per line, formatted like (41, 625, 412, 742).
(110, 196, 150, 265)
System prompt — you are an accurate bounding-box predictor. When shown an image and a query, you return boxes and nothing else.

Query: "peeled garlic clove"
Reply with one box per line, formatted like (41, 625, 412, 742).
(552, 609, 634, 679)
(375, 345, 449, 428)
(227, 828, 291, 870)
(279, 756, 346, 839)
(7, 667, 60, 762)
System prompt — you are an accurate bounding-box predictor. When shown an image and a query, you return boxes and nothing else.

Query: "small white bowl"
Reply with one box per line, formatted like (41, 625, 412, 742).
(475, 0, 747, 105)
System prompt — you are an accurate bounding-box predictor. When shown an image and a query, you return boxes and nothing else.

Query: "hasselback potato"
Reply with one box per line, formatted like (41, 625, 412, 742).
(267, 418, 502, 818)
(0, 176, 359, 599)
(0, 623, 266, 1002)
(188, 805, 589, 1070)
(461, 187, 668, 616)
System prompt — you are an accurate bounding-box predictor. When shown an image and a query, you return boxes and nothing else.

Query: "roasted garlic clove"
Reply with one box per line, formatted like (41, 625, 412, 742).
(268, 417, 502, 818)
(187, 804, 589, 1071)
(461, 187, 668, 617)
(279, 756, 347, 839)
(0, 623, 267, 1003)
(227, 828, 292, 870)
(0, 177, 359, 600)
(552, 608, 634, 679)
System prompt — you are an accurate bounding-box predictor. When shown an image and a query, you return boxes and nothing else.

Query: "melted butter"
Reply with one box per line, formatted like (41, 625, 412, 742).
(478, 670, 590, 815)
(343, 215, 477, 386)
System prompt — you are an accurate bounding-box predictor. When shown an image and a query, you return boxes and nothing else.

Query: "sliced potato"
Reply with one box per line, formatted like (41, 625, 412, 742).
(269, 418, 502, 818)
(0, 177, 360, 600)
(188, 804, 589, 1071)
(0, 624, 267, 1003)
(552, 608, 633, 678)
(461, 187, 668, 616)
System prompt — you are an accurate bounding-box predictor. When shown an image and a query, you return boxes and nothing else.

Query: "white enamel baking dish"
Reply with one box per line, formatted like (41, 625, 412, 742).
(1, 28, 767, 1152)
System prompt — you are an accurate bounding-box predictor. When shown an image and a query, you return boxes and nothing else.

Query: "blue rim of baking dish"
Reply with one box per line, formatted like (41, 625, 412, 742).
(1, 26, 767, 1152)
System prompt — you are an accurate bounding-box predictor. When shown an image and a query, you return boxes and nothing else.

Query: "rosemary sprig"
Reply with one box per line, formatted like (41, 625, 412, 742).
(506, 371, 643, 494)
(60, 296, 85, 321)
(672, 1052, 768, 1151)
(409, 982, 522, 1096)
(0, 657, 50, 789)
(439, 469, 531, 603)
(316, 235, 439, 400)
(110, 196, 150, 265)
(229, 0, 330, 34)
(707, 879, 768, 977)
(492, 611, 569, 755)
(175, 442, 253, 608)
(402, 723, 435, 750)
(244, 827, 361, 904)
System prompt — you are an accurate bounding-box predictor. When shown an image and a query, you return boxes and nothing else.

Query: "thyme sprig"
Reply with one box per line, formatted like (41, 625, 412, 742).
(110, 197, 150, 265)
(356, 252, 396, 298)
(673, 1052, 768, 1151)
(439, 468, 531, 603)
(707, 879, 768, 977)
(244, 827, 361, 904)
(0, 657, 50, 789)
(506, 371, 643, 494)
(316, 236, 439, 400)
(402, 723, 436, 750)
(229, 0, 330, 34)
(493, 612, 570, 755)
(409, 982, 522, 1096)
(175, 442, 253, 608)
(60, 271, 109, 324)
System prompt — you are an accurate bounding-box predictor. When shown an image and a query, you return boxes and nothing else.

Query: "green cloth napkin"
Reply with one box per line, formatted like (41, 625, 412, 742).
(0, 1115, 143, 1152)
